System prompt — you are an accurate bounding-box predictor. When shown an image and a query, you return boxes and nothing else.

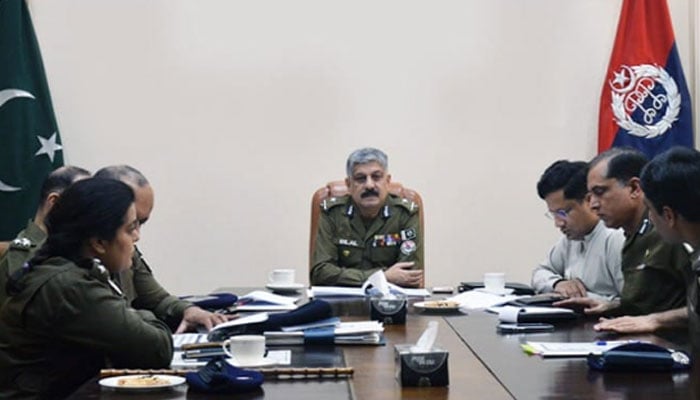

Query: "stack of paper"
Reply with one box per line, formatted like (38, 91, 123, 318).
(309, 283, 430, 298)
(237, 290, 299, 311)
(265, 320, 385, 346)
(497, 305, 577, 323)
(172, 333, 208, 350)
(446, 290, 518, 310)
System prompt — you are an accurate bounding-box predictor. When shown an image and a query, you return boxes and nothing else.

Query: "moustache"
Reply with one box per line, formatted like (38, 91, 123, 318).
(361, 190, 379, 198)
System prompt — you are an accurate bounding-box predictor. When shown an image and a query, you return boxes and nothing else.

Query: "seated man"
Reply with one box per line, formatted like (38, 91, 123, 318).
(638, 147, 700, 347)
(0, 165, 90, 304)
(556, 148, 690, 331)
(531, 160, 624, 299)
(311, 147, 423, 287)
(94, 165, 227, 332)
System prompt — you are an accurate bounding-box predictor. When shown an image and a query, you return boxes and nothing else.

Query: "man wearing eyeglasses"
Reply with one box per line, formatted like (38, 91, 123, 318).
(311, 147, 423, 287)
(531, 160, 624, 299)
(555, 148, 690, 331)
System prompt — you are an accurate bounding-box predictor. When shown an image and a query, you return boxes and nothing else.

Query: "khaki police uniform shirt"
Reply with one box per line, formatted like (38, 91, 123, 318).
(113, 248, 193, 329)
(0, 257, 173, 399)
(0, 221, 46, 306)
(0, 221, 192, 327)
(612, 217, 690, 317)
(311, 194, 422, 287)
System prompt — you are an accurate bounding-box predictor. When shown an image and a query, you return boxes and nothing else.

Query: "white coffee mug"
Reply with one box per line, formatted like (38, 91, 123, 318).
(221, 335, 266, 365)
(268, 269, 295, 285)
(483, 272, 506, 294)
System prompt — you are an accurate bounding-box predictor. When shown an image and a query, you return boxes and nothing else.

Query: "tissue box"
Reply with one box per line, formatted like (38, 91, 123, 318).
(394, 344, 449, 387)
(370, 298, 407, 324)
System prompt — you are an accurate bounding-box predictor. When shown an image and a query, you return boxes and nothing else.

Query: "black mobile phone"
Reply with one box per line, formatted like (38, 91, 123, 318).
(496, 323, 555, 333)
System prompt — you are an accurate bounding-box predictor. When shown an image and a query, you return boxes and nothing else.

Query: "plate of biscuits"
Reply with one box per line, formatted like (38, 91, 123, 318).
(99, 374, 186, 391)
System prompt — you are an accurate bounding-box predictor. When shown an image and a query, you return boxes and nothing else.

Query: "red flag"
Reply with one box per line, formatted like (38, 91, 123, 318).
(598, 0, 693, 158)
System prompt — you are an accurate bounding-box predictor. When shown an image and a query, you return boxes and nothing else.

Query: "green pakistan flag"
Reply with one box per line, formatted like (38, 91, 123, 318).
(0, 0, 64, 240)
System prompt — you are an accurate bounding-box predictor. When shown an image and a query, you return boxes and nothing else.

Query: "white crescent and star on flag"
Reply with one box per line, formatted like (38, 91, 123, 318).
(0, 88, 63, 192)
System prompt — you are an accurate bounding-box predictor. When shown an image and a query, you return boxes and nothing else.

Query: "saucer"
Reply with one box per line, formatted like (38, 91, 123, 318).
(226, 356, 278, 368)
(265, 282, 305, 293)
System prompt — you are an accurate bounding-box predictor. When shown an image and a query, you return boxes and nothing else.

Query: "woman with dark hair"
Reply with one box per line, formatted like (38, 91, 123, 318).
(0, 178, 173, 399)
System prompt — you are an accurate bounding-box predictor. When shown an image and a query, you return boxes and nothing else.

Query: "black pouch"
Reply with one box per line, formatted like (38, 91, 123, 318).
(587, 342, 691, 372)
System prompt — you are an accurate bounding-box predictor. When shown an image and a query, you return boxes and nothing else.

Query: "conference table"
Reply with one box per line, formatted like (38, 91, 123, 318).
(68, 288, 699, 400)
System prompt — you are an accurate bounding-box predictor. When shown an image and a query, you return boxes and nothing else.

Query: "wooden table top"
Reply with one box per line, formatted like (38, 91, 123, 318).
(68, 293, 510, 400)
(446, 311, 699, 400)
(67, 289, 700, 399)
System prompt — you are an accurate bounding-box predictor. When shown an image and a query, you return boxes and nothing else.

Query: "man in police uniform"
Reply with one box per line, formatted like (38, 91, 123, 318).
(635, 147, 700, 350)
(311, 148, 423, 287)
(0, 165, 90, 304)
(94, 165, 227, 332)
(555, 148, 690, 333)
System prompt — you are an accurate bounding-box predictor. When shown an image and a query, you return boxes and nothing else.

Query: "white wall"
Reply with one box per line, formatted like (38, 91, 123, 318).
(26, 0, 695, 293)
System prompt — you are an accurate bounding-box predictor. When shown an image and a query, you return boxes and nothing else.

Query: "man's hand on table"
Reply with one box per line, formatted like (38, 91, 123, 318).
(553, 279, 587, 298)
(176, 306, 231, 333)
(593, 315, 659, 333)
(384, 261, 422, 288)
(553, 297, 615, 315)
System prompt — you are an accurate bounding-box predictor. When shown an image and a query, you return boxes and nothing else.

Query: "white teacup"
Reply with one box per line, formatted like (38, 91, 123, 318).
(268, 269, 295, 285)
(221, 335, 266, 365)
(483, 272, 506, 294)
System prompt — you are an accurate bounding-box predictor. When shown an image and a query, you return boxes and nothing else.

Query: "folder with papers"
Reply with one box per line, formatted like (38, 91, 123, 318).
(265, 320, 385, 346)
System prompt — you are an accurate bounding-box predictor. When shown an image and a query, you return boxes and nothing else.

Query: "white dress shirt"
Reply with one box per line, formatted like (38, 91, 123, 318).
(531, 220, 625, 300)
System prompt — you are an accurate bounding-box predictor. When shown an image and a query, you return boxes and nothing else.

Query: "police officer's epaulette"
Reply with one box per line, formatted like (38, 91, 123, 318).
(320, 195, 349, 213)
(9, 237, 34, 252)
(392, 196, 419, 214)
(135, 246, 154, 273)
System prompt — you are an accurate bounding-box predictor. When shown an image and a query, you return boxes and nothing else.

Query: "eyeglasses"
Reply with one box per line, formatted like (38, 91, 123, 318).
(544, 207, 573, 220)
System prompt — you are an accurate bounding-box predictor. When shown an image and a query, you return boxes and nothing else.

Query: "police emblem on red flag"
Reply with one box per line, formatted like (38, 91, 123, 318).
(598, 0, 693, 158)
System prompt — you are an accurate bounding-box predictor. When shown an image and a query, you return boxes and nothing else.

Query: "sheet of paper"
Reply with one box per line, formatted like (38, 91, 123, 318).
(241, 290, 299, 304)
(172, 333, 208, 350)
(447, 290, 518, 310)
(522, 340, 637, 357)
(310, 286, 366, 297)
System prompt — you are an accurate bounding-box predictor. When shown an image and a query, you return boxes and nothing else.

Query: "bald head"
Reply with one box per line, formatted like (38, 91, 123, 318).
(95, 165, 154, 225)
(34, 165, 91, 230)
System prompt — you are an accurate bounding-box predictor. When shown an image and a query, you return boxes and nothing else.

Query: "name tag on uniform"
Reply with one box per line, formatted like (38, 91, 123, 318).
(338, 239, 360, 247)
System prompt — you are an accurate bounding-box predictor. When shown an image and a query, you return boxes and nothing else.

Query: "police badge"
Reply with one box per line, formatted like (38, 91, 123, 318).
(609, 64, 680, 139)
(400, 240, 416, 255)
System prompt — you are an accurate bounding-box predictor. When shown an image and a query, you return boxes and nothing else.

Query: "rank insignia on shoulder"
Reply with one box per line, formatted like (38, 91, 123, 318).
(400, 240, 417, 255)
(397, 197, 418, 213)
(10, 238, 32, 250)
(400, 228, 417, 241)
(321, 196, 347, 212)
